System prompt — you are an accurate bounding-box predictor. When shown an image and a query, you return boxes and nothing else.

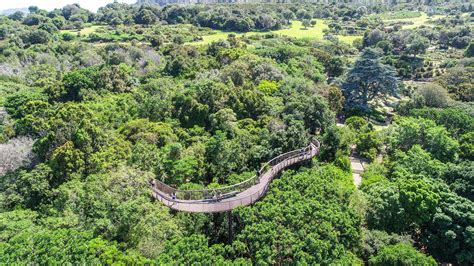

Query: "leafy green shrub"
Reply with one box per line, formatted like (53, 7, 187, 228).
(459, 132, 474, 160)
(388, 117, 459, 162)
(360, 163, 387, 188)
(359, 229, 412, 262)
(345, 116, 368, 130)
(357, 131, 381, 162)
(61, 32, 76, 41)
(256, 80, 279, 95)
(414, 83, 450, 108)
(369, 244, 436, 266)
(335, 153, 351, 173)
(409, 107, 474, 137)
(4, 89, 48, 118)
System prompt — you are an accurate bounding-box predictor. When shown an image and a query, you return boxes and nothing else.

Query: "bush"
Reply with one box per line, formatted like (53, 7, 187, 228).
(408, 107, 474, 137)
(465, 42, 474, 57)
(61, 33, 76, 41)
(0, 136, 36, 176)
(335, 154, 351, 173)
(360, 163, 387, 188)
(24, 29, 51, 45)
(357, 131, 381, 162)
(459, 132, 474, 160)
(415, 83, 450, 108)
(369, 243, 436, 266)
(389, 117, 459, 162)
(345, 116, 368, 130)
(360, 229, 413, 262)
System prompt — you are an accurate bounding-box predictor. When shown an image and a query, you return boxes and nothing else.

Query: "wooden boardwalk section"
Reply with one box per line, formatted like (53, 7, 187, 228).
(151, 142, 320, 213)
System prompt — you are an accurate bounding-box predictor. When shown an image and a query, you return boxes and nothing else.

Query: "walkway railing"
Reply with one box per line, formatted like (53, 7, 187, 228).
(150, 141, 320, 212)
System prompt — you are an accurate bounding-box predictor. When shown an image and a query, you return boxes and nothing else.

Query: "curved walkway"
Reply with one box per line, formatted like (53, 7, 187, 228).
(151, 142, 320, 213)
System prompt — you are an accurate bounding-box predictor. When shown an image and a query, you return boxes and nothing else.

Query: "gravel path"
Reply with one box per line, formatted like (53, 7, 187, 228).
(349, 156, 365, 187)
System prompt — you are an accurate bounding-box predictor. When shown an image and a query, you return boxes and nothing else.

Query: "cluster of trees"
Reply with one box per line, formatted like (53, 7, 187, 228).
(361, 23, 472, 54)
(0, 4, 344, 263)
(322, 11, 472, 263)
(0, 1, 472, 264)
(95, 2, 378, 32)
(322, 94, 474, 264)
(7, 4, 92, 31)
(358, 113, 474, 263)
(337, 8, 472, 82)
(2, 2, 446, 35)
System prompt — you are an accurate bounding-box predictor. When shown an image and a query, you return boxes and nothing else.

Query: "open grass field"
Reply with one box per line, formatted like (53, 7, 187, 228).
(383, 12, 446, 29)
(190, 20, 361, 46)
(60, 25, 105, 36)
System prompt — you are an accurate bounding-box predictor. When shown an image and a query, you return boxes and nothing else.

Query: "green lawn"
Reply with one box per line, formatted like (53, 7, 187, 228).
(270, 20, 328, 38)
(383, 12, 445, 29)
(338, 35, 362, 45)
(190, 20, 361, 46)
(60, 25, 105, 36)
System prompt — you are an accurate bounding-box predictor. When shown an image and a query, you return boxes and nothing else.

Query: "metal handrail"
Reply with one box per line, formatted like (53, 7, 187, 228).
(150, 141, 319, 201)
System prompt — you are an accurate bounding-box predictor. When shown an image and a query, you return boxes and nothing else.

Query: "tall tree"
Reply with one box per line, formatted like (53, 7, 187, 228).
(342, 48, 398, 112)
(406, 34, 429, 58)
(134, 7, 159, 25)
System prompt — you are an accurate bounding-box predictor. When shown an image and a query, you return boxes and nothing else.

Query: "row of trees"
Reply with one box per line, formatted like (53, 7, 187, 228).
(8, 1, 464, 33)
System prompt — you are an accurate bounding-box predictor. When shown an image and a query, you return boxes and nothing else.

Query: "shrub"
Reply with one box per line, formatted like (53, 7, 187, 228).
(335, 154, 351, 173)
(345, 116, 368, 130)
(415, 83, 450, 108)
(357, 131, 381, 162)
(369, 243, 436, 266)
(360, 163, 387, 188)
(0, 136, 36, 176)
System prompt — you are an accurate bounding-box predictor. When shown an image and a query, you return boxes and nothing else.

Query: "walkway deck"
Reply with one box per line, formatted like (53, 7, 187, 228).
(151, 142, 320, 213)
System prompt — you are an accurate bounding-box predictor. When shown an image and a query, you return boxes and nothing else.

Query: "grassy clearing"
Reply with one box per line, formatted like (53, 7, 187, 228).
(191, 20, 361, 46)
(338, 35, 361, 45)
(383, 12, 445, 29)
(60, 25, 105, 36)
(271, 20, 328, 38)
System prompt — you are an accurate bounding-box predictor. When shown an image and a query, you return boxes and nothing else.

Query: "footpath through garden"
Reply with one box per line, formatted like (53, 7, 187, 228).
(337, 120, 389, 187)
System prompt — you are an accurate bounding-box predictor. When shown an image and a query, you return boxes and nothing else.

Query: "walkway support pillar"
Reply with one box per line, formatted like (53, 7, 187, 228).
(227, 210, 233, 244)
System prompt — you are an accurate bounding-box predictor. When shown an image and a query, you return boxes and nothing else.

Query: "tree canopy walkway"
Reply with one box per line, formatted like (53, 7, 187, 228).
(151, 141, 320, 213)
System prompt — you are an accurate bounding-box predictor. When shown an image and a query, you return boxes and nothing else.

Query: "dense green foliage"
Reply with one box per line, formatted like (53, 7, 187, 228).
(369, 243, 436, 266)
(0, 1, 472, 264)
(342, 48, 398, 112)
(234, 166, 361, 264)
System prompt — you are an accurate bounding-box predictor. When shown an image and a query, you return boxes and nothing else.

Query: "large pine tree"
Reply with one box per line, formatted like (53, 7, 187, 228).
(342, 48, 398, 112)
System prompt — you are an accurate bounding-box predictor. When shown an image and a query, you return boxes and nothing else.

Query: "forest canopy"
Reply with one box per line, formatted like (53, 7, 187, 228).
(0, 0, 472, 264)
